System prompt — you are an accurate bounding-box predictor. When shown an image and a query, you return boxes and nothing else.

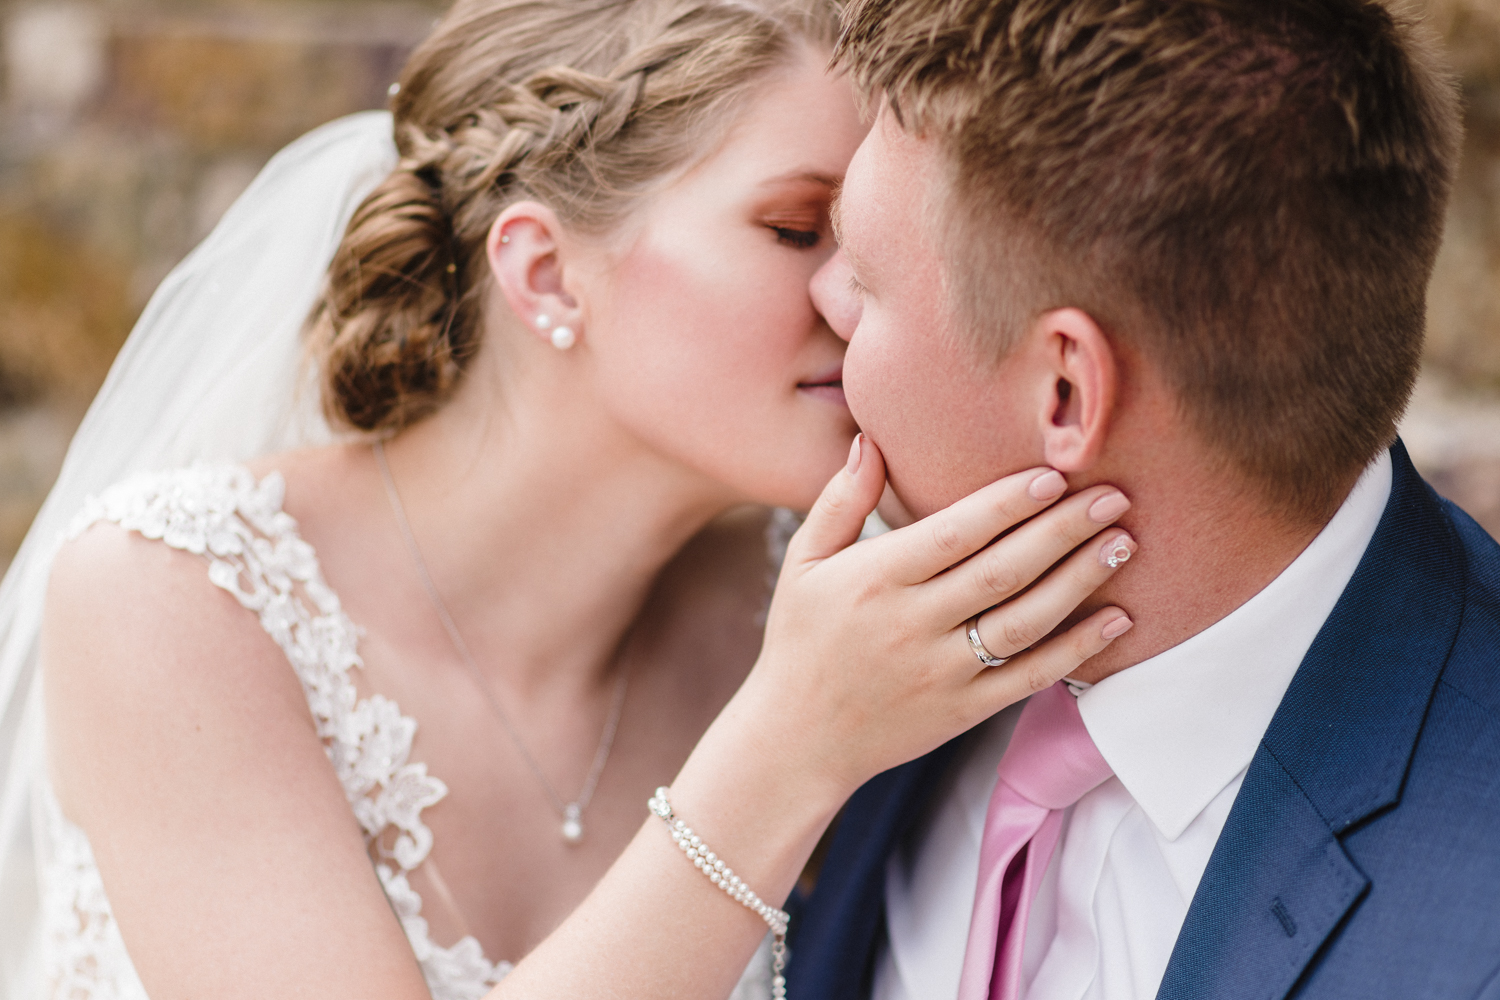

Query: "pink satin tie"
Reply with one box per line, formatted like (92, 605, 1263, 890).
(957, 682, 1115, 1000)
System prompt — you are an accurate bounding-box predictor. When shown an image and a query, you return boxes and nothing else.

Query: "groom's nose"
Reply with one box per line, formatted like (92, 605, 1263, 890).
(810, 250, 862, 342)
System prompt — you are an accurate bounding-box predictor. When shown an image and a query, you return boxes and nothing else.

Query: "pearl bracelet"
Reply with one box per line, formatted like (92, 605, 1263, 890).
(648, 787, 789, 998)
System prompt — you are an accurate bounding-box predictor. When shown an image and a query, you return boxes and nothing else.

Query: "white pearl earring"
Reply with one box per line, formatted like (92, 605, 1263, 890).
(535, 314, 552, 331)
(550, 326, 576, 350)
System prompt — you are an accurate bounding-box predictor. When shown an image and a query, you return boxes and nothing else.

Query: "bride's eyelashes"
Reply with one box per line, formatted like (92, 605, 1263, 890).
(772, 225, 821, 249)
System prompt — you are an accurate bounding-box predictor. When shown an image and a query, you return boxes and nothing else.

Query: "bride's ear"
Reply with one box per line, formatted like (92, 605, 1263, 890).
(487, 202, 584, 350)
(1034, 307, 1116, 473)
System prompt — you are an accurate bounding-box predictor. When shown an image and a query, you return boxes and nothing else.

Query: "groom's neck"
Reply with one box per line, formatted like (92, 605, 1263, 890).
(1061, 446, 1360, 686)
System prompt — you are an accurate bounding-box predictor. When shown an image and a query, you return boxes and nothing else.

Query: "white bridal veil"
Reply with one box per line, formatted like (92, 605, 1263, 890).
(0, 110, 397, 996)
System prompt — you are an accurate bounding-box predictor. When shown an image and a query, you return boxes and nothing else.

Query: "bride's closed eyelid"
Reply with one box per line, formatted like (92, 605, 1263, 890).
(756, 195, 829, 232)
(761, 209, 828, 250)
(772, 226, 821, 249)
(760, 210, 824, 228)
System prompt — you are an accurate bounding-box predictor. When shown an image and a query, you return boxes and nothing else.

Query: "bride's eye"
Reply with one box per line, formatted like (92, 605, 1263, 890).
(772, 226, 820, 249)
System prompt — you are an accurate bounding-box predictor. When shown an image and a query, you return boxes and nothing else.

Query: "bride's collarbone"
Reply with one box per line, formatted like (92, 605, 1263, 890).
(271, 444, 773, 685)
(271, 463, 773, 959)
(339, 501, 775, 797)
(305, 473, 774, 710)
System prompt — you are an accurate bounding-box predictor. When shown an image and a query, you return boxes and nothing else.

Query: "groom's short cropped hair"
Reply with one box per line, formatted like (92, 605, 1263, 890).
(834, 0, 1462, 522)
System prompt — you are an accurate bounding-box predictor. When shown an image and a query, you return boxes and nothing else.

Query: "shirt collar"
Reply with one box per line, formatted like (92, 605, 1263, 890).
(1075, 450, 1393, 841)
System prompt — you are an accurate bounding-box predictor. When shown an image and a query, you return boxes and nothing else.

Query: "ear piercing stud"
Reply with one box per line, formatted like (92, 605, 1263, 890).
(536, 314, 574, 350)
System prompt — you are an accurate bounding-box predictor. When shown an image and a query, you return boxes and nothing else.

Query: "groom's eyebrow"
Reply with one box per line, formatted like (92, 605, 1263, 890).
(828, 189, 869, 279)
(762, 169, 842, 188)
(829, 188, 845, 243)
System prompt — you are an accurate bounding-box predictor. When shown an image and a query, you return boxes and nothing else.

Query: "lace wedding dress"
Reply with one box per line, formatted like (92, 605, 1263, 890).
(33, 463, 778, 1000)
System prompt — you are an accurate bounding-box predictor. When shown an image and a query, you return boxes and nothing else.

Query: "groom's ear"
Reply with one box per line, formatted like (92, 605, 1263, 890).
(1034, 307, 1116, 473)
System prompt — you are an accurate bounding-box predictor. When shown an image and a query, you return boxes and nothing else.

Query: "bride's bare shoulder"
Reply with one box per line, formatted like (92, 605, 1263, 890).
(47, 504, 246, 627)
(42, 466, 319, 818)
(43, 446, 356, 655)
(43, 443, 369, 692)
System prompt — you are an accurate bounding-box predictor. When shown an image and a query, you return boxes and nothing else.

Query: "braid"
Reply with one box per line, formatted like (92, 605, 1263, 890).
(306, 0, 839, 434)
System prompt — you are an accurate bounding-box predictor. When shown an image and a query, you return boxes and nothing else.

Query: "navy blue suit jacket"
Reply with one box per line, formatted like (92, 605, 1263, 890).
(787, 442, 1500, 999)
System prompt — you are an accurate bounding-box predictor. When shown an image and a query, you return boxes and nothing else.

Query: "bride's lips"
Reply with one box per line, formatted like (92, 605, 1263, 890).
(797, 367, 847, 406)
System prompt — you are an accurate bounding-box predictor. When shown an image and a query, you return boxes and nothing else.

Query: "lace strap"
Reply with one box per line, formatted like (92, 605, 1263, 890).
(65, 464, 446, 866)
(60, 464, 510, 997)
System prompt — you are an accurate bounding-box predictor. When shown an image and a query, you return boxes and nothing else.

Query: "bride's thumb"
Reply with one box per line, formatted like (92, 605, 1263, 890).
(790, 434, 887, 565)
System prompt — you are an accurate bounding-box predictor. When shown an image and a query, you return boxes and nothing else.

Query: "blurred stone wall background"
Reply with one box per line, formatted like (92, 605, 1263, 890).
(0, 0, 439, 567)
(1406, 0, 1500, 537)
(0, 0, 1498, 570)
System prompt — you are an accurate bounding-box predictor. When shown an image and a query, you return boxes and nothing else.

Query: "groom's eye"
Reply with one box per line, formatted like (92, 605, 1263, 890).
(772, 226, 821, 249)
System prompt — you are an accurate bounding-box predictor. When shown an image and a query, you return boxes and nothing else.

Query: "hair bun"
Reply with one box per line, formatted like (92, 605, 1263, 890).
(310, 154, 475, 432)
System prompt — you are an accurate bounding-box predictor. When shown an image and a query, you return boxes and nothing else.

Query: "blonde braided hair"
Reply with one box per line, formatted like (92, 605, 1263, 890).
(307, 0, 838, 433)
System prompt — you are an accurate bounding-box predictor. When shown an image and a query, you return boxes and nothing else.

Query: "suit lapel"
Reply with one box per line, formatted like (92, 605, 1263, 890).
(1157, 443, 1467, 1000)
(786, 735, 966, 1000)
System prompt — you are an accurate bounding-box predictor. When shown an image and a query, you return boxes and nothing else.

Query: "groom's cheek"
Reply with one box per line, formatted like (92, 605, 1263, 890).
(843, 319, 969, 517)
(840, 315, 902, 457)
(846, 315, 1037, 518)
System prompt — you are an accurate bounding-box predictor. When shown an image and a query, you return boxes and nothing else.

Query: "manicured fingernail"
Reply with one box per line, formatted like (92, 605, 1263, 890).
(1088, 490, 1130, 523)
(1028, 469, 1066, 501)
(1101, 615, 1134, 640)
(1099, 533, 1136, 569)
(846, 433, 864, 474)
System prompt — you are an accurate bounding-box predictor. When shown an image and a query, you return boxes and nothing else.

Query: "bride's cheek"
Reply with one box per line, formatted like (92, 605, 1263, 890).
(599, 235, 847, 504)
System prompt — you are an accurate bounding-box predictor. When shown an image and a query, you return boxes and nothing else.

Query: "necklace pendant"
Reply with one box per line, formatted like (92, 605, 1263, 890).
(561, 802, 584, 844)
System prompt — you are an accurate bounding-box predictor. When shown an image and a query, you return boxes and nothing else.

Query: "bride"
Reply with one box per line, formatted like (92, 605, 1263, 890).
(0, 0, 1137, 997)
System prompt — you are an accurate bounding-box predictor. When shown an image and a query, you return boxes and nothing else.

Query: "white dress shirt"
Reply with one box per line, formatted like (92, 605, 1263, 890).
(872, 452, 1393, 1000)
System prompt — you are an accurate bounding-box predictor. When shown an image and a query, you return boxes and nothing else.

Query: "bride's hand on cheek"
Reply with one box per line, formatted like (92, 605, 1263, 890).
(722, 433, 1134, 810)
(498, 435, 1136, 1000)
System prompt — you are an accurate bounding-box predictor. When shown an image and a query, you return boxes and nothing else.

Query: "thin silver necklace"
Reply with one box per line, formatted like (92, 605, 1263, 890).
(374, 440, 629, 846)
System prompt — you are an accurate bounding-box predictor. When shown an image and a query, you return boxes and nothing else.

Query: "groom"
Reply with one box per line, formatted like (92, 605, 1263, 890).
(790, 1, 1500, 998)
